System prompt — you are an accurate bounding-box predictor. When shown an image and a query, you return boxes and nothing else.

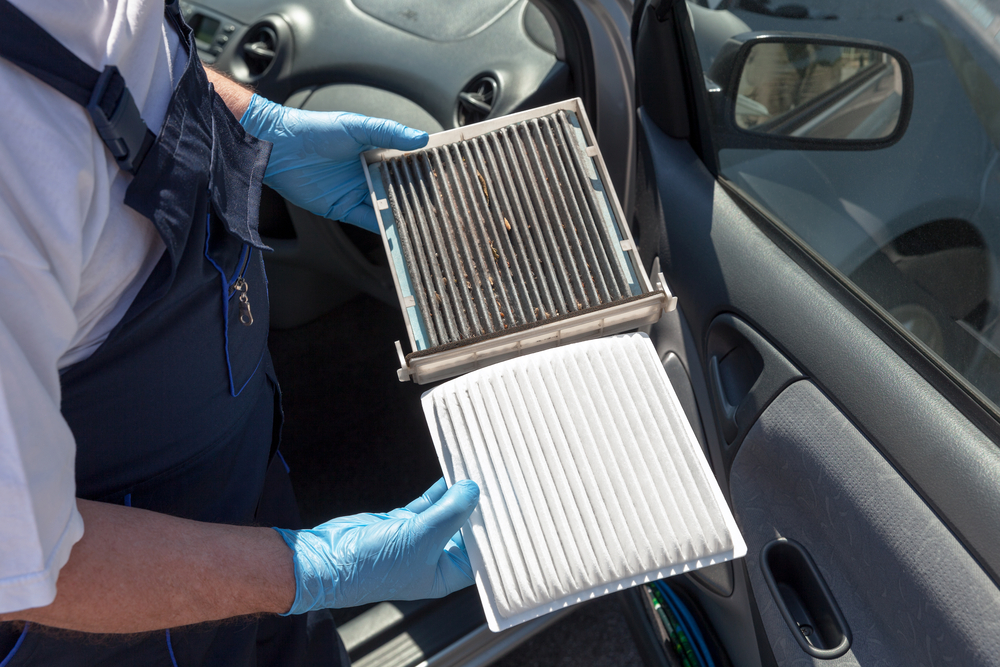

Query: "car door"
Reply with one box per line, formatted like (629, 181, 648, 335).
(626, 0, 1000, 665)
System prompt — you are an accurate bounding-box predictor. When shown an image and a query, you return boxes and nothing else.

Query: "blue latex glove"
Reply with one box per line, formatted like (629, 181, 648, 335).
(274, 478, 480, 614)
(239, 94, 429, 233)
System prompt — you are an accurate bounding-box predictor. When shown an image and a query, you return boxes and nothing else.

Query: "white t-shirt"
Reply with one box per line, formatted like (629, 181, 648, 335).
(0, 0, 186, 613)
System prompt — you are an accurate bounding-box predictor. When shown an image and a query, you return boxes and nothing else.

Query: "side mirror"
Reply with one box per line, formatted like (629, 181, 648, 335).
(706, 33, 913, 151)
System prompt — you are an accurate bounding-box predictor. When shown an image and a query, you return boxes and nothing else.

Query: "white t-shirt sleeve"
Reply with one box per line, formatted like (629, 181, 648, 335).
(0, 306, 85, 614)
(0, 0, 183, 614)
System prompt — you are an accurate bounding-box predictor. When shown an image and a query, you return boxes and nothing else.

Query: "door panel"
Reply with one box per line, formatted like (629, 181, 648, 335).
(639, 109, 1000, 579)
(633, 37, 1000, 663)
(733, 379, 1000, 665)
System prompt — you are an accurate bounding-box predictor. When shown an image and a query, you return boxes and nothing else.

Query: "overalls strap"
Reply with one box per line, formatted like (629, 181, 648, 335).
(0, 0, 156, 174)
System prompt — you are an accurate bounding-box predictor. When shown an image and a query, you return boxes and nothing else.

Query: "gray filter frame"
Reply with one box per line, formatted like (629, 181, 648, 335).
(363, 99, 675, 383)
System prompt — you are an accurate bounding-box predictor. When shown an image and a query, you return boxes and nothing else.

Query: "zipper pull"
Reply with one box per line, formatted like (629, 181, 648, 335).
(234, 278, 253, 326)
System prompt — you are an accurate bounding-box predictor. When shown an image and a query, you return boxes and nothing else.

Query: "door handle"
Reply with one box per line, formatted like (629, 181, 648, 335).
(708, 354, 741, 443)
(706, 315, 803, 446)
(760, 539, 852, 659)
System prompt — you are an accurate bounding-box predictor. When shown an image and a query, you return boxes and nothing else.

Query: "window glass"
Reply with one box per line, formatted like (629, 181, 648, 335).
(689, 0, 1000, 407)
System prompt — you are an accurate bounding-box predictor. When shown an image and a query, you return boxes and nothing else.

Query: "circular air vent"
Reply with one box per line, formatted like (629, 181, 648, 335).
(241, 24, 277, 78)
(456, 75, 498, 126)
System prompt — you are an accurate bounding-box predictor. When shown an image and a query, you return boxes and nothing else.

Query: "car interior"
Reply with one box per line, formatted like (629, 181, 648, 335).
(179, 0, 1000, 665)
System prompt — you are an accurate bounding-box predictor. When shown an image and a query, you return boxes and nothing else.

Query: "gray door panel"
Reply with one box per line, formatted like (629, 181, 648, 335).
(636, 105, 1000, 665)
(639, 107, 1000, 581)
(732, 380, 1000, 666)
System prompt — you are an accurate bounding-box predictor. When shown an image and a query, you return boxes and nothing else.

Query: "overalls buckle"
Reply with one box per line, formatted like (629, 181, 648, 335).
(87, 65, 155, 175)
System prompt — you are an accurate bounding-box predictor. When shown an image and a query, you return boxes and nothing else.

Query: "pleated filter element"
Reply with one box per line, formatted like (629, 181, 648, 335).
(422, 332, 747, 631)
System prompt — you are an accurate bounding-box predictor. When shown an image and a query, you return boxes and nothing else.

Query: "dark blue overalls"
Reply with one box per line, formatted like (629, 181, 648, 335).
(0, 2, 347, 665)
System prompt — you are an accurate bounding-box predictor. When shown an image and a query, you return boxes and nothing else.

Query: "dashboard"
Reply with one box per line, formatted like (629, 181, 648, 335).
(178, 0, 571, 131)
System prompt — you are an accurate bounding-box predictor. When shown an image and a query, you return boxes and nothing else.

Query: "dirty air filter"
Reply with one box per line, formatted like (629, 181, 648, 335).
(423, 333, 747, 631)
(363, 99, 675, 384)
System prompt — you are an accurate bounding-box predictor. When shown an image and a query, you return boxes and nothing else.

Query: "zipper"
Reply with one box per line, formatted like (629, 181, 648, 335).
(228, 245, 253, 326)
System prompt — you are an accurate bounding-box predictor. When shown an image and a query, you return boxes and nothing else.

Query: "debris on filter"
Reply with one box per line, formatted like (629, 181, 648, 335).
(477, 170, 490, 205)
(379, 110, 633, 349)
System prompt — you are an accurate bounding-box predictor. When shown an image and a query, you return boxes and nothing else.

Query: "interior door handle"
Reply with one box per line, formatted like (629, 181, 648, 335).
(706, 315, 803, 446)
(760, 539, 852, 659)
(708, 354, 740, 443)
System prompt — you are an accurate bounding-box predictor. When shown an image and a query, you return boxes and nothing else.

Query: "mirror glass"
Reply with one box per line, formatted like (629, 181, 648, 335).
(735, 42, 903, 140)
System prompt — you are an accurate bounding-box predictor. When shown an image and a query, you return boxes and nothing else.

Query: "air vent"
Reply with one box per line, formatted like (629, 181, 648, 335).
(241, 24, 277, 77)
(457, 75, 498, 126)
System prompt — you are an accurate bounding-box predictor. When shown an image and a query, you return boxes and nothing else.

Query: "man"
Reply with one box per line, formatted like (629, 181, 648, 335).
(0, 0, 479, 664)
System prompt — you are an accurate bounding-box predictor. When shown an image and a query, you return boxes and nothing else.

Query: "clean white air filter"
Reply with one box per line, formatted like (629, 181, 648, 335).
(422, 333, 747, 631)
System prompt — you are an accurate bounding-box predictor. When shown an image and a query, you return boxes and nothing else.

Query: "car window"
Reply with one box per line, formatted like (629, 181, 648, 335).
(688, 0, 1000, 410)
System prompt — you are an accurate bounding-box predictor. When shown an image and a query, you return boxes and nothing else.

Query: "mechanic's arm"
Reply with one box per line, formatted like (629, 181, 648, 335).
(205, 66, 429, 233)
(0, 499, 294, 633)
(205, 66, 252, 118)
(0, 479, 477, 633)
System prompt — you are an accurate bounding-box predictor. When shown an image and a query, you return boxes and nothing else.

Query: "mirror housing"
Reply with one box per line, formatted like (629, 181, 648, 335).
(705, 32, 913, 151)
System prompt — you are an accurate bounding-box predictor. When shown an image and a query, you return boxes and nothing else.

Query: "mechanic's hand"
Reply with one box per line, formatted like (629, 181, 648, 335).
(239, 94, 429, 233)
(274, 478, 480, 614)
